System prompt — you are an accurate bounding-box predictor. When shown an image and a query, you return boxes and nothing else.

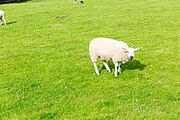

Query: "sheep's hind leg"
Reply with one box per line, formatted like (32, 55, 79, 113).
(93, 63, 100, 75)
(102, 61, 111, 72)
(118, 63, 121, 74)
(114, 63, 118, 77)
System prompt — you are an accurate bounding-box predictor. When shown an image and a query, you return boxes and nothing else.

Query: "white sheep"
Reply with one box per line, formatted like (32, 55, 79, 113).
(0, 10, 6, 26)
(73, 0, 84, 4)
(89, 38, 139, 77)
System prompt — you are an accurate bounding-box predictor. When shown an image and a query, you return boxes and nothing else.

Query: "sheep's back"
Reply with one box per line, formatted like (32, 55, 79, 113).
(89, 38, 118, 60)
(89, 38, 130, 62)
(90, 38, 116, 53)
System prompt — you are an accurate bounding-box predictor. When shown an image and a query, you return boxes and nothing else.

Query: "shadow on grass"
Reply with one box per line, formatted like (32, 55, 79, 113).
(100, 60, 146, 73)
(121, 60, 146, 72)
(7, 21, 17, 25)
(0, 0, 31, 4)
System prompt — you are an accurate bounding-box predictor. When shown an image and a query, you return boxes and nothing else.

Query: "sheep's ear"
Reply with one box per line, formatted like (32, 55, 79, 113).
(134, 47, 140, 51)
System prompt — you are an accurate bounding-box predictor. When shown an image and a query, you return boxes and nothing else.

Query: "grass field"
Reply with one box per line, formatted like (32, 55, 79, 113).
(0, 0, 180, 119)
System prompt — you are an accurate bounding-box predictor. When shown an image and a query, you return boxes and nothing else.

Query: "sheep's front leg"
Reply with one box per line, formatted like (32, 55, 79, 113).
(0, 20, 2, 26)
(118, 63, 121, 74)
(103, 61, 111, 72)
(114, 63, 119, 77)
(93, 63, 100, 75)
(3, 18, 6, 25)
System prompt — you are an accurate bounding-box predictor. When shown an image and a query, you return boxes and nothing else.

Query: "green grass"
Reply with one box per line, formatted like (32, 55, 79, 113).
(0, 0, 180, 119)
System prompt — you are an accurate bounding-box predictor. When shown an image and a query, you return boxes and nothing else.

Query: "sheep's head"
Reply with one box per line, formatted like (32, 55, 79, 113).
(123, 47, 140, 60)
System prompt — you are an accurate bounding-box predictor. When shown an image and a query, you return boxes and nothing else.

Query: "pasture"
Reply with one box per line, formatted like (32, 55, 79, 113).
(0, 0, 179, 119)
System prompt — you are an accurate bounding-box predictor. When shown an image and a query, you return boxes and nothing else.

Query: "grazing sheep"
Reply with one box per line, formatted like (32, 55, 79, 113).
(73, 0, 84, 4)
(0, 10, 6, 26)
(89, 38, 139, 77)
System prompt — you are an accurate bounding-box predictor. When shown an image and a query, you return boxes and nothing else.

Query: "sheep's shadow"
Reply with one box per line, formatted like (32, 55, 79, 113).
(7, 21, 17, 25)
(0, 0, 31, 4)
(121, 60, 146, 72)
(100, 60, 146, 73)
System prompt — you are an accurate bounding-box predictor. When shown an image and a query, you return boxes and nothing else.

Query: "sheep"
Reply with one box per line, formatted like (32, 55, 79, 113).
(89, 38, 139, 77)
(73, 0, 84, 4)
(0, 10, 6, 26)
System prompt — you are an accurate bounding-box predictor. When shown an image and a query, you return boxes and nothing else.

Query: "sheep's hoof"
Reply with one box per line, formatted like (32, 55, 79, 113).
(96, 73, 100, 76)
(114, 74, 118, 77)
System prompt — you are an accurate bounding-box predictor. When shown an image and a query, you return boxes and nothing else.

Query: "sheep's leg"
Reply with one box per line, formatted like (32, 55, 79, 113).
(93, 63, 100, 75)
(102, 61, 111, 72)
(118, 63, 121, 74)
(0, 19, 2, 26)
(2, 18, 6, 25)
(114, 63, 119, 77)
